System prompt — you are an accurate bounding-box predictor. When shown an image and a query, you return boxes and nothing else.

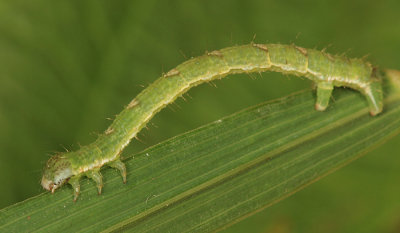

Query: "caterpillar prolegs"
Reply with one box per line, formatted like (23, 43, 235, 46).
(41, 43, 383, 201)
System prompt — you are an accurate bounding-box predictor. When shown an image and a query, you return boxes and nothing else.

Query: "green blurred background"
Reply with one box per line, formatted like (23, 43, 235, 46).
(0, 0, 399, 232)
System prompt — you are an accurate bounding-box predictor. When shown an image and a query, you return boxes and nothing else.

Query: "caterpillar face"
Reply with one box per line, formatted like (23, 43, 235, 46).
(41, 155, 73, 193)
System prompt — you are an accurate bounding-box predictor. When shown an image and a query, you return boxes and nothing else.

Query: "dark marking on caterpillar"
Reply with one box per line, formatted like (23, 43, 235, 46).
(127, 99, 139, 109)
(163, 68, 180, 78)
(105, 127, 114, 135)
(253, 43, 269, 52)
(207, 50, 224, 57)
(41, 43, 383, 201)
(295, 46, 307, 56)
(326, 53, 335, 62)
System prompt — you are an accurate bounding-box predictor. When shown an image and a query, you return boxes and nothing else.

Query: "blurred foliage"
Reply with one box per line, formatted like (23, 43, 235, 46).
(0, 0, 399, 232)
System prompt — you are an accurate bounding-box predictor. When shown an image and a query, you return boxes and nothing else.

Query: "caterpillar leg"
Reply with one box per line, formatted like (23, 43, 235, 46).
(86, 169, 103, 195)
(69, 176, 81, 202)
(364, 81, 383, 116)
(109, 159, 127, 184)
(315, 82, 334, 111)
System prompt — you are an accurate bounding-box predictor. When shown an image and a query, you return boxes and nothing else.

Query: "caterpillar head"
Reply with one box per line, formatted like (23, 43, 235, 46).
(41, 155, 73, 193)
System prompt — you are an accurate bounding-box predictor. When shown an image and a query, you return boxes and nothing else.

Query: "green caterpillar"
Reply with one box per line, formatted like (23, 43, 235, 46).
(41, 43, 383, 201)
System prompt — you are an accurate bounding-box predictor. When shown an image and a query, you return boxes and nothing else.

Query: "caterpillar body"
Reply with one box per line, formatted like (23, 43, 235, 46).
(41, 43, 383, 201)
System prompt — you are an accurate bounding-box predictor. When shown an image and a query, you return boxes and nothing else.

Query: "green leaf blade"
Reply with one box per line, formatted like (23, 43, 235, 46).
(1, 83, 400, 232)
